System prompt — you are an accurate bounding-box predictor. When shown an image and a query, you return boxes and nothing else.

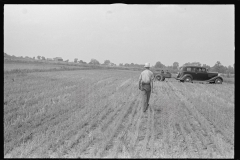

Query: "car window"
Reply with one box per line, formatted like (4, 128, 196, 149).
(186, 68, 191, 71)
(202, 68, 206, 72)
(198, 68, 202, 72)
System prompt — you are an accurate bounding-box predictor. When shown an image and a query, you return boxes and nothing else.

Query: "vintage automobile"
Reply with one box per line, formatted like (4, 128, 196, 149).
(153, 69, 172, 81)
(176, 65, 223, 84)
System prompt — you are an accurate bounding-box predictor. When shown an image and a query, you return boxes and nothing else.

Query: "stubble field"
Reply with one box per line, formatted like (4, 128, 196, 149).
(4, 68, 234, 158)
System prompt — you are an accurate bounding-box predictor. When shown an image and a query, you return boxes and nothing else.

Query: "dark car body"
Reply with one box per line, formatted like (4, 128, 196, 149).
(152, 69, 171, 81)
(176, 65, 223, 84)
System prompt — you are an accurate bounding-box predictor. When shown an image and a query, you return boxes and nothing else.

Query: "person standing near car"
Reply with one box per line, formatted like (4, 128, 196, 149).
(139, 63, 154, 112)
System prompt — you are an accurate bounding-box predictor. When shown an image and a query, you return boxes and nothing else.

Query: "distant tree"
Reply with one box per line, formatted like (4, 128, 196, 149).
(233, 63, 235, 73)
(79, 60, 87, 64)
(227, 65, 234, 75)
(109, 63, 116, 66)
(168, 65, 173, 69)
(119, 63, 123, 66)
(183, 62, 191, 66)
(165, 66, 173, 72)
(103, 60, 111, 65)
(211, 61, 225, 73)
(202, 64, 211, 71)
(155, 61, 165, 68)
(41, 56, 45, 60)
(134, 64, 141, 68)
(74, 58, 78, 63)
(37, 56, 41, 60)
(65, 59, 69, 62)
(225, 66, 228, 74)
(130, 63, 134, 67)
(214, 61, 222, 72)
(4, 53, 13, 58)
(215, 61, 221, 67)
(139, 64, 144, 68)
(192, 62, 201, 66)
(33, 57, 35, 60)
(124, 63, 130, 67)
(173, 62, 179, 69)
(89, 58, 100, 65)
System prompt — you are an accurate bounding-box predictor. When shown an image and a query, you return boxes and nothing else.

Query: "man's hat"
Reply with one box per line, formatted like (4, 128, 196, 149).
(144, 63, 150, 68)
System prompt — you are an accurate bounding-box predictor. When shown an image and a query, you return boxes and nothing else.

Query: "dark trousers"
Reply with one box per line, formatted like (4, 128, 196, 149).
(141, 84, 151, 112)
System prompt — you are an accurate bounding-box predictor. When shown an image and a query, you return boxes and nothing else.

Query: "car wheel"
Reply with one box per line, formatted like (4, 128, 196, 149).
(161, 77, 165, 81)
(215, 78, 222, 84)
(184, 76, 192, 83)
(156, 75, 161, 81)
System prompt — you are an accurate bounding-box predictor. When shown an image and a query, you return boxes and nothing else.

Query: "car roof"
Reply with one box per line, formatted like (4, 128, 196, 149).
(182, 65, 205, 68)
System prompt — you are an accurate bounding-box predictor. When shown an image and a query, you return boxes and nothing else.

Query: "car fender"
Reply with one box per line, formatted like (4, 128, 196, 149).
(154, 74, 162, 80)
(206, 76, 223, 82)
(155, 74, 162, 78)
(179, 74, 193, 80)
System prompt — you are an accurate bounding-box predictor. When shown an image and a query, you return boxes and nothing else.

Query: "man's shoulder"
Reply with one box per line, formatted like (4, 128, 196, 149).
(141, 69, 148, 73)
(148, 70, 154, 75)
(141, 69, 153, 75)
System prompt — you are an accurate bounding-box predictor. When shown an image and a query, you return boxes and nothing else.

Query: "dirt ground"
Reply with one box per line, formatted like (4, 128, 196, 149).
(4, 69, 234, 158)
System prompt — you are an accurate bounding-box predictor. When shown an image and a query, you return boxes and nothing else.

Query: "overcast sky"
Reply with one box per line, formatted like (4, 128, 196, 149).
(4, 4, 234, 67)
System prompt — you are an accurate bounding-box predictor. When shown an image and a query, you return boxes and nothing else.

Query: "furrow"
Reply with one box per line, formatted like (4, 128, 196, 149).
(173, 86, 226, 157)
(97, 100, 135, 158)
(148, 106, 155, 158)
(85, 95, 141, 158)
(118, 96, 142, 158)
(140, 107, 152, 157)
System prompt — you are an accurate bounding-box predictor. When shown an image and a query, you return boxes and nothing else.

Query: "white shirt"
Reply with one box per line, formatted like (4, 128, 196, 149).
(139, 69, 154, 83)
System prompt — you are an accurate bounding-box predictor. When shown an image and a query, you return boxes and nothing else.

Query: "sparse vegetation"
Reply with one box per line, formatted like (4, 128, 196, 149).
(4, 59, 234, 158)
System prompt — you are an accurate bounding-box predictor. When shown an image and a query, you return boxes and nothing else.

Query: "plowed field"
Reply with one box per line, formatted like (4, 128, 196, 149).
(4, 69, 234, 158)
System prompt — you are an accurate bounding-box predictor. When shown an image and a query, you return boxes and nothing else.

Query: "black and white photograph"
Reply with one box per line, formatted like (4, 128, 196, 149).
(4, 4, 234, 158)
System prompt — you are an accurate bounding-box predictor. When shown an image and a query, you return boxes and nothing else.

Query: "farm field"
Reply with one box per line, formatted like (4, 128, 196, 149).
(4, 68, 234, 158)
(4, 61, 93, 73)
(4, 62, 64, 71)
(4, 58, 142, 74)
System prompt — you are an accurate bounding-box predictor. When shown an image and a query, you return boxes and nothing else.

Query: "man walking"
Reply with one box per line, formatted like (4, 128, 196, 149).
(139, 63, 154, 112)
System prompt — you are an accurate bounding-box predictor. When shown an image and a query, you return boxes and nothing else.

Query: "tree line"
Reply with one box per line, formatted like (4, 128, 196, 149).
(78, 59, 234, 75)
(4, 53, 234, 74)
(154, 61, 234, 75)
